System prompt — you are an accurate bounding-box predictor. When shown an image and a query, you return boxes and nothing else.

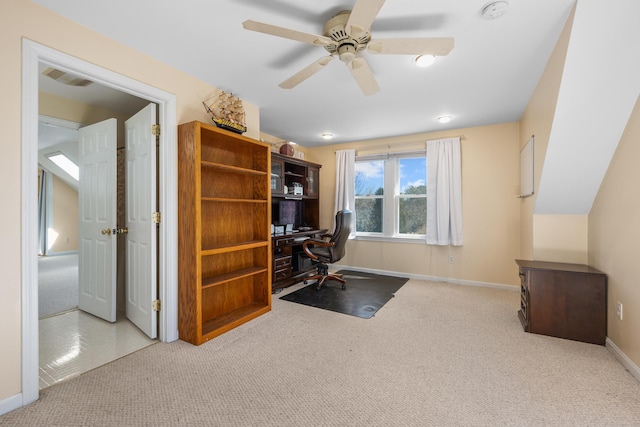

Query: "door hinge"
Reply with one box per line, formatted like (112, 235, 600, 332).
(152, 299, 161, 312)
(152, 212, 161, 224)
(152, 124, 161, 136)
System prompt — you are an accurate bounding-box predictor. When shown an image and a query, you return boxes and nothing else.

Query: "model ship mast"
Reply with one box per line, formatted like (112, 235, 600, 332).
(202, 91, 247, 134)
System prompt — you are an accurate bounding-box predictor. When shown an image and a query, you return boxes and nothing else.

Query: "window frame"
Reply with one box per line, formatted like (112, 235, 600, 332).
(354, 150, 426, 240)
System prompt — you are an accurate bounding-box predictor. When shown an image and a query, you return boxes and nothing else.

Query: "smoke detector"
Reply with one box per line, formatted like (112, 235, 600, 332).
(482, 1, 509, 20)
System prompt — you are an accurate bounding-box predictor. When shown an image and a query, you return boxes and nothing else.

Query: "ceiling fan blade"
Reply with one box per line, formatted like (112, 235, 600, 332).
(345, 0, 387, 38)
(279, 56, 334, 89)
(243, 20, 335, 47)
(347, 57, 380, 96)
(368, 37, 454, 56)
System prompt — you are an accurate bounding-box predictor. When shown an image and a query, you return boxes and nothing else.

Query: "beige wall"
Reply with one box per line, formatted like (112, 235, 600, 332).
(589, 96, 640, 368)
(49, 175, 79, 254)
(307, 122, 521, 287)
(0, 0, 259, 403)
(532, 214, 587, 264)
(518, 6, 580, 263)
(40, 92, 133, 146)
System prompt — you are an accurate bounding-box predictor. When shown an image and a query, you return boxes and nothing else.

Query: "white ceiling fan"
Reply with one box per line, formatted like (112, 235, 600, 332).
(243, 0, 454, 96)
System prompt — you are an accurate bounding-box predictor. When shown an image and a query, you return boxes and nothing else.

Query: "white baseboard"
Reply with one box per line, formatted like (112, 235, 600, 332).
(606, 338, 640, 383)
(45, 250, 78, 256)
(335, 264, 519, 291)
(0, 393, 24, 416)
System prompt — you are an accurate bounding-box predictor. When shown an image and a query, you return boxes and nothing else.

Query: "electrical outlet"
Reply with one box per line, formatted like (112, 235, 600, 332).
(616, 302, 623, 320)
(448, 256, 454, 264)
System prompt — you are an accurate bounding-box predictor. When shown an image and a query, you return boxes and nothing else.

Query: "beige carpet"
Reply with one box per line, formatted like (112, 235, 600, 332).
(38, 254, 78, 318)
(3, 279, 640, 426)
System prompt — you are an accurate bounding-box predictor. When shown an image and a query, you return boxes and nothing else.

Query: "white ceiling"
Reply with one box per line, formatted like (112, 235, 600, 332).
(32, 0, 575, 147)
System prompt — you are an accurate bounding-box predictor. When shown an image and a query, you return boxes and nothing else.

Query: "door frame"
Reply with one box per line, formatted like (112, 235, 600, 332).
(21, 39, 179, 406)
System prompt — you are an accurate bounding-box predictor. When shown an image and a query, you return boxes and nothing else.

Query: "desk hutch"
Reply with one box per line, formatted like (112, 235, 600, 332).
(270, 152, 323, 291)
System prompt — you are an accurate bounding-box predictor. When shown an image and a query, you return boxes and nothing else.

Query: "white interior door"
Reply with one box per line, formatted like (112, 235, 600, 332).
(125, 103, 158, 338)
(78, 118, 117, 322)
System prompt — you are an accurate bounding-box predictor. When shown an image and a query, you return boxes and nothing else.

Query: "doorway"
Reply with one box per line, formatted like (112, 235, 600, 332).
(22, 40, 178, 406)
(37, 110, 156, 389)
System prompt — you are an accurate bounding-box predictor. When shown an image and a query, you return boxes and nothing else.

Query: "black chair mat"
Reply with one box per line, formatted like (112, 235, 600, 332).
(279, 270, 409, 319)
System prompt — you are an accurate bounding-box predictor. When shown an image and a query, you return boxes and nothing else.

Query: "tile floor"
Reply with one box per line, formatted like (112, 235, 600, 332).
(39, 310, 156, 389)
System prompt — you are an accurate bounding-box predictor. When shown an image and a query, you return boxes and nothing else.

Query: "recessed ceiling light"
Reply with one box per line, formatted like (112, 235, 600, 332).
(321, 133, 333, 140)
(482, 1, 509, 20)
(437, 115, 452, 124)
(415, 54, 436, 68)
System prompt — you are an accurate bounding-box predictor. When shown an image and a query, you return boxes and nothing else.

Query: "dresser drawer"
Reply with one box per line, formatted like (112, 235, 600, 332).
(274, 267, 292, 282)
(519, 268, 528, 290)
(274, 256, 292, 269)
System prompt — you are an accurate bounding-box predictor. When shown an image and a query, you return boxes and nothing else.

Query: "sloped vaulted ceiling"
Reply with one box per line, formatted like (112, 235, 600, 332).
(535, 0, 640, 215)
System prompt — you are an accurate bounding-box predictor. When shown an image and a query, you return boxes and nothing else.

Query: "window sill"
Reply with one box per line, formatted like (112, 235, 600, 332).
(353, 235, 426, 245)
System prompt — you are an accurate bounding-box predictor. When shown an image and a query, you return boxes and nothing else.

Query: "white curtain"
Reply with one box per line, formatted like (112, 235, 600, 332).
(334, 149, 355, 236)
(426, 137, 463, 246)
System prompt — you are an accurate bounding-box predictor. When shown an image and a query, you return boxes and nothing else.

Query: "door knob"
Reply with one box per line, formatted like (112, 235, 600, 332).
(101, 228, 112, 235)
(113, 227, 129, 235)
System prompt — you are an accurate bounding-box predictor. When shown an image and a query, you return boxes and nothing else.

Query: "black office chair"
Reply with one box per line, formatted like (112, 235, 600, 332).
(302, 210, 352, 290)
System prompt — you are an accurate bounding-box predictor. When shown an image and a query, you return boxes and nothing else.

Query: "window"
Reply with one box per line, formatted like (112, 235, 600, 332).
(355, 152, 426, 238)
(355, 159, 384, 233)
(46, 152, 79, 181)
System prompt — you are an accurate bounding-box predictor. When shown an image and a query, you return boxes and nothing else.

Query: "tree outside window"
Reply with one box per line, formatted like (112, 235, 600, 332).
(355, 159, 383, 233)
(398, 157, 426, 235)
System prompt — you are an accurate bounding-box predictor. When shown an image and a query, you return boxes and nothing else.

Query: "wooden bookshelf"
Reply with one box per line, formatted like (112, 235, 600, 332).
(178, 121, 271, 345)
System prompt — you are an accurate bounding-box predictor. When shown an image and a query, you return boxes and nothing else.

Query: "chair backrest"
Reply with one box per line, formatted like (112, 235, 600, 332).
(328, 210, 352, 263)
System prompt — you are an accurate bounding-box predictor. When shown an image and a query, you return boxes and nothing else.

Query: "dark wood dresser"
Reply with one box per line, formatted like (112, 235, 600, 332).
(516, 259, 607, 345)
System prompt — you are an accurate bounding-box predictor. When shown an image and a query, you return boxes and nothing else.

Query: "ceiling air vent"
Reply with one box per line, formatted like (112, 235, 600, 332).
(42, 67, 93, 87)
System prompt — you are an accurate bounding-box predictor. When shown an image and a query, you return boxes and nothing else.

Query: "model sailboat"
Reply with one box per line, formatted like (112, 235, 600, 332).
(202, 91, 247, 134)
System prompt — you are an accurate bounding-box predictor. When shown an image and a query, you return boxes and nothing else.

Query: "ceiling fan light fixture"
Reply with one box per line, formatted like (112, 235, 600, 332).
(482, 1, 509, 20)
(415, 54, 436, 68)
(437, 115, 452, 124)
(243, 2, 455, 96)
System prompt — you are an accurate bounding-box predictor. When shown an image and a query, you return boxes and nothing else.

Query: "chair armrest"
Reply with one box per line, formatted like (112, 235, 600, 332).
(302, 238, 334, 260)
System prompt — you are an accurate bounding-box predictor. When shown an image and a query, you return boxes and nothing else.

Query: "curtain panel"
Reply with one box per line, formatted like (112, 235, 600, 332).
(426, 137, 463, 246)
(334, 149, 355, 236)
(38, 169, 49, 255)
